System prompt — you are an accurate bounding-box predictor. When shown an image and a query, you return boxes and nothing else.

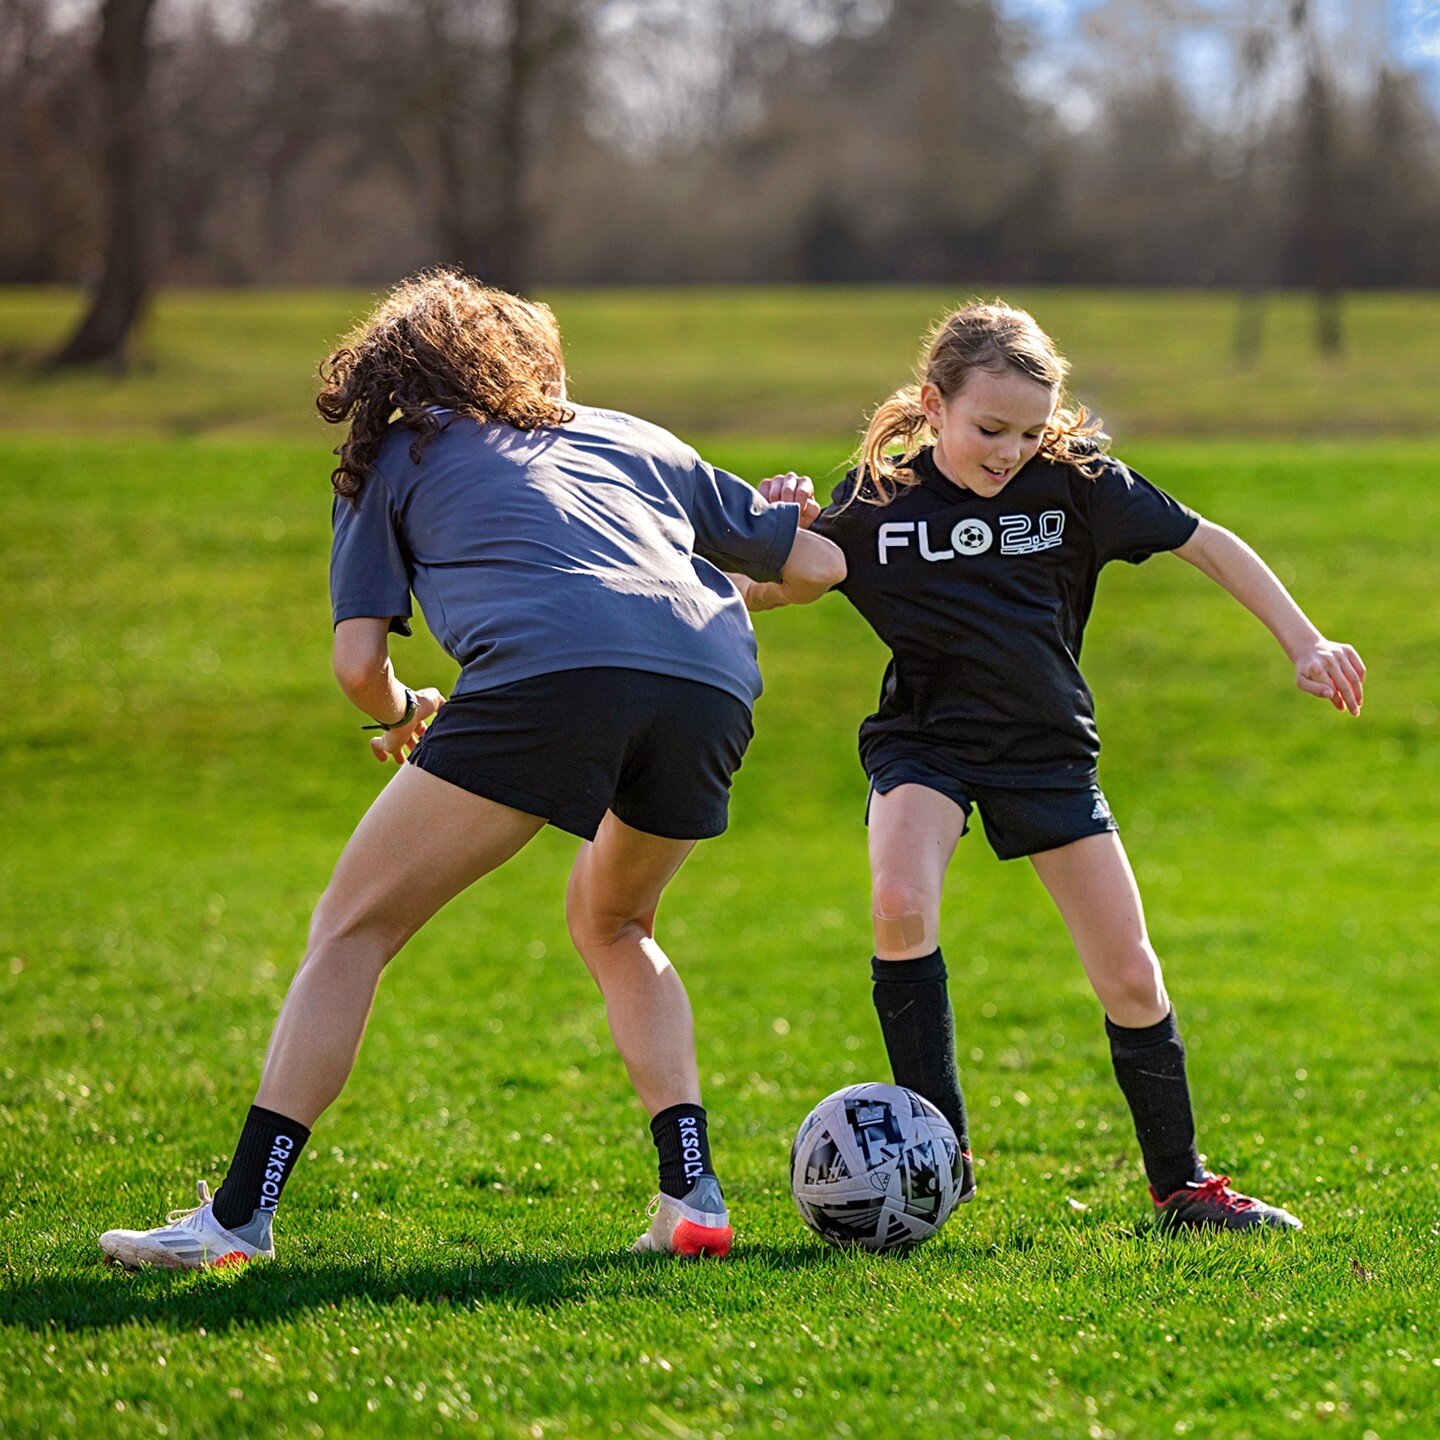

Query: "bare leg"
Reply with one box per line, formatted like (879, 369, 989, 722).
(868, 785, 968, 959)
(1029, 831, 1169, 1027)
(255, 765, 546, 1126)
(564, 812, 700, 1116)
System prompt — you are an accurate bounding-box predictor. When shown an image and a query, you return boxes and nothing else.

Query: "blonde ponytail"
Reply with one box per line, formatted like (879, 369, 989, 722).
(852, 384, 932, 505)
(1040, 402, 1109, 478)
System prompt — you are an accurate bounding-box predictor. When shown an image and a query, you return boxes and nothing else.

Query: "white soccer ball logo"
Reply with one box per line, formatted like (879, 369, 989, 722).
(952, 518, 993, 555)
(790, 1083, 963, 1251)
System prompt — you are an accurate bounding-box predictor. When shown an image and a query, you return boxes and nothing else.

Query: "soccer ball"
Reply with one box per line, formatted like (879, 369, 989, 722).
(790, 1083, 963, 1251)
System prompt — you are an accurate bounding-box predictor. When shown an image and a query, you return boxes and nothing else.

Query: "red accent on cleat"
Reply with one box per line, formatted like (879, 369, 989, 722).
(1151, 1171, 1301, 1230)
(671, 1218, 733, 1258)
(213, 1250, 251, 1268)
(1152, 1174, 1257, 1215)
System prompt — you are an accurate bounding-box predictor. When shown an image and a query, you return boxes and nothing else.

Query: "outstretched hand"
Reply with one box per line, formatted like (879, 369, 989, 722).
(1294, 640, 1365, 715)
(370, 687, 447, 764)
(759, 472, 822, 529)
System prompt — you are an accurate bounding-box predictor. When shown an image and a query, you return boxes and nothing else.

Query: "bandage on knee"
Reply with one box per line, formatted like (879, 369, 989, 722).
(874, 910, 927, 951)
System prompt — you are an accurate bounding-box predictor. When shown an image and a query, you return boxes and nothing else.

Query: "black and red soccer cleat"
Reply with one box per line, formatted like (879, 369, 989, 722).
(1152, 1172, 1302, 1231)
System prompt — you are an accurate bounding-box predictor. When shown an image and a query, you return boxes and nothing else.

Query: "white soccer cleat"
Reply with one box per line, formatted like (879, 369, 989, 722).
(631, 1176, 733, 1258)
(99, 1180, 275, 1271)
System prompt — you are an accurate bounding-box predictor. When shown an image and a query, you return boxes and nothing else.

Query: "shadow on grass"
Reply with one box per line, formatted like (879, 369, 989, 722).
(0, 1241, 839, 1334)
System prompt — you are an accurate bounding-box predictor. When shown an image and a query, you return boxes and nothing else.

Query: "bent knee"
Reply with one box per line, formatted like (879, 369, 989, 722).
(564, 854, 659, 955)
(569, 914, 651, 956)
(565, 890, 652, 955)
(871, 874, 936, 918)
(1094, 944, 1167, 1014)
(870, 876, 938, 954)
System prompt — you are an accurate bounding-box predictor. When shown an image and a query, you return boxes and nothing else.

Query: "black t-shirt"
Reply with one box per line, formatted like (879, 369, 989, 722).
(812, 446, 1200, 787)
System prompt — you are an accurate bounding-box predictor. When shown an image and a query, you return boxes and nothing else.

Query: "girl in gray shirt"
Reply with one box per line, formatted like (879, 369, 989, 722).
(99, 270, 843, 1269)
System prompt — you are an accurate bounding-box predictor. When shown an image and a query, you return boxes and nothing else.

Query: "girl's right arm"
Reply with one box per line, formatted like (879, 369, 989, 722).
(731, 473, 845, 612)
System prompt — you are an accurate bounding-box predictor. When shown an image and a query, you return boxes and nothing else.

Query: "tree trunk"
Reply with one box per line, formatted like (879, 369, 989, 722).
(50, 0, 158, 370)
(490, 0, 537, 294)
(1301, 72, 1344, 356)
(1292, 6, 1344, 356)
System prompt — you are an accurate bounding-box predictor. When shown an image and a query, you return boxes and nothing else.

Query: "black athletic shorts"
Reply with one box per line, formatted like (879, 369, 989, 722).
(865, 743, 1118, 862)
(408, 667, 753, 842)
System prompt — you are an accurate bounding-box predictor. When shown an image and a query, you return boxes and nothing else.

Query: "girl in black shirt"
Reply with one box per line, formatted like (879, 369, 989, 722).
(746, 302, 1364, 1229)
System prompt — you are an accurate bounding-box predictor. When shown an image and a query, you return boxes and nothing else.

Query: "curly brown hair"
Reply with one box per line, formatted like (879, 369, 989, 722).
(852, 301, 1110, 506)
(317, 269, 575, 503)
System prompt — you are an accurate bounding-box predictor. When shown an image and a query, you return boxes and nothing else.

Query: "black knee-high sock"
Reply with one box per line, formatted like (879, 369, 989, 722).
(1105, 1010, 1203, 1200)
(871, 949, 970, 1152)
(650, 1103, 715, 1199)
(211, 1105, 311, 1230)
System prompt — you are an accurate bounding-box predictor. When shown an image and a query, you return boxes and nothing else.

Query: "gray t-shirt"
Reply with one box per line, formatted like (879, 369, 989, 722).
(330, 406, 799, 708)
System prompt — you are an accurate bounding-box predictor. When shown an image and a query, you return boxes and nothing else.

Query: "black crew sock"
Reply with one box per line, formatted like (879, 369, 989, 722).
(1105, 1010, 1204, 1200)
(871, 948, 971, 1152)
(650, 1103, 714, 1199)
(211, 1105, 312, 1230)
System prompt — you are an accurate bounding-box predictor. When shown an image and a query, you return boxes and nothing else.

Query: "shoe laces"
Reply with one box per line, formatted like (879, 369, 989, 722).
(166, 1179, 215, 1226)
(1188, 1174, 1258, 1214)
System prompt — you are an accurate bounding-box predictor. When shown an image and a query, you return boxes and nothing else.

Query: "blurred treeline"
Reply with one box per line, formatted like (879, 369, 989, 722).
(5, 0, 1439, 289)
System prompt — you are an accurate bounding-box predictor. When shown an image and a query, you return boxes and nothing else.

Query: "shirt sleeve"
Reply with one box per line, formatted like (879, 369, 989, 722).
(684, 455, 800, 582)
(1086, 458, 1200, 567)
(810, 473, 868, 594)
(329, 474, 414, 636)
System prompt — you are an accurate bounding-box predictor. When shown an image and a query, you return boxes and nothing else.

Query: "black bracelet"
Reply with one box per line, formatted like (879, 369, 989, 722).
(361, 686, 418, 732)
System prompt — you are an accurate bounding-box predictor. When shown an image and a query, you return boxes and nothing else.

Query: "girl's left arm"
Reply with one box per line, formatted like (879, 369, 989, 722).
(333, 616, 446, 763)
(727, 473, 845, 612)
(1174, 520, 1365, 715)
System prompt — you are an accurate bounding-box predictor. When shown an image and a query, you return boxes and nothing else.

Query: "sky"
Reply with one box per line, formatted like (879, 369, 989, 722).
(1398, 0, 1440, 58)
(1003, 0, 1440, 97)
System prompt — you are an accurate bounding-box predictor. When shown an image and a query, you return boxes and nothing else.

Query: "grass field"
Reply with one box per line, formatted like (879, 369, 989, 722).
(3, 286, 1440, 442)
(3, 289, 1439, 1439)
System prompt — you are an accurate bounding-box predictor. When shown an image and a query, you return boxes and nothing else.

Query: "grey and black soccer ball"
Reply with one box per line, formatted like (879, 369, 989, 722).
(790, 1083, 963, 1251)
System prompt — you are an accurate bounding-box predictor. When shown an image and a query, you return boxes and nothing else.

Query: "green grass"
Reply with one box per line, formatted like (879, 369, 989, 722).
(3, 425, 1438, 1439)
(4, 286, 1440, 442)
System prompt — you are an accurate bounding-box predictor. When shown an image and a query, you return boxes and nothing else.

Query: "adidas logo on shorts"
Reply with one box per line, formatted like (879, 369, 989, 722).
(1091, 797, 1111, 821)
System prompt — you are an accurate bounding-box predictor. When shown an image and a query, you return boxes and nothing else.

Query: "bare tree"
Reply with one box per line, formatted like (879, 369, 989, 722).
(1288, 0, 1344, 354)
(7, 0, 1439, 291)
(1228, 10, 1284, 362)
(0, 0, 99, 283)
(49, 0, 159, 370)
(492, 0, 539, 292)
(360, 0, 591, 293)
(1226, 0, 1349, 357)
